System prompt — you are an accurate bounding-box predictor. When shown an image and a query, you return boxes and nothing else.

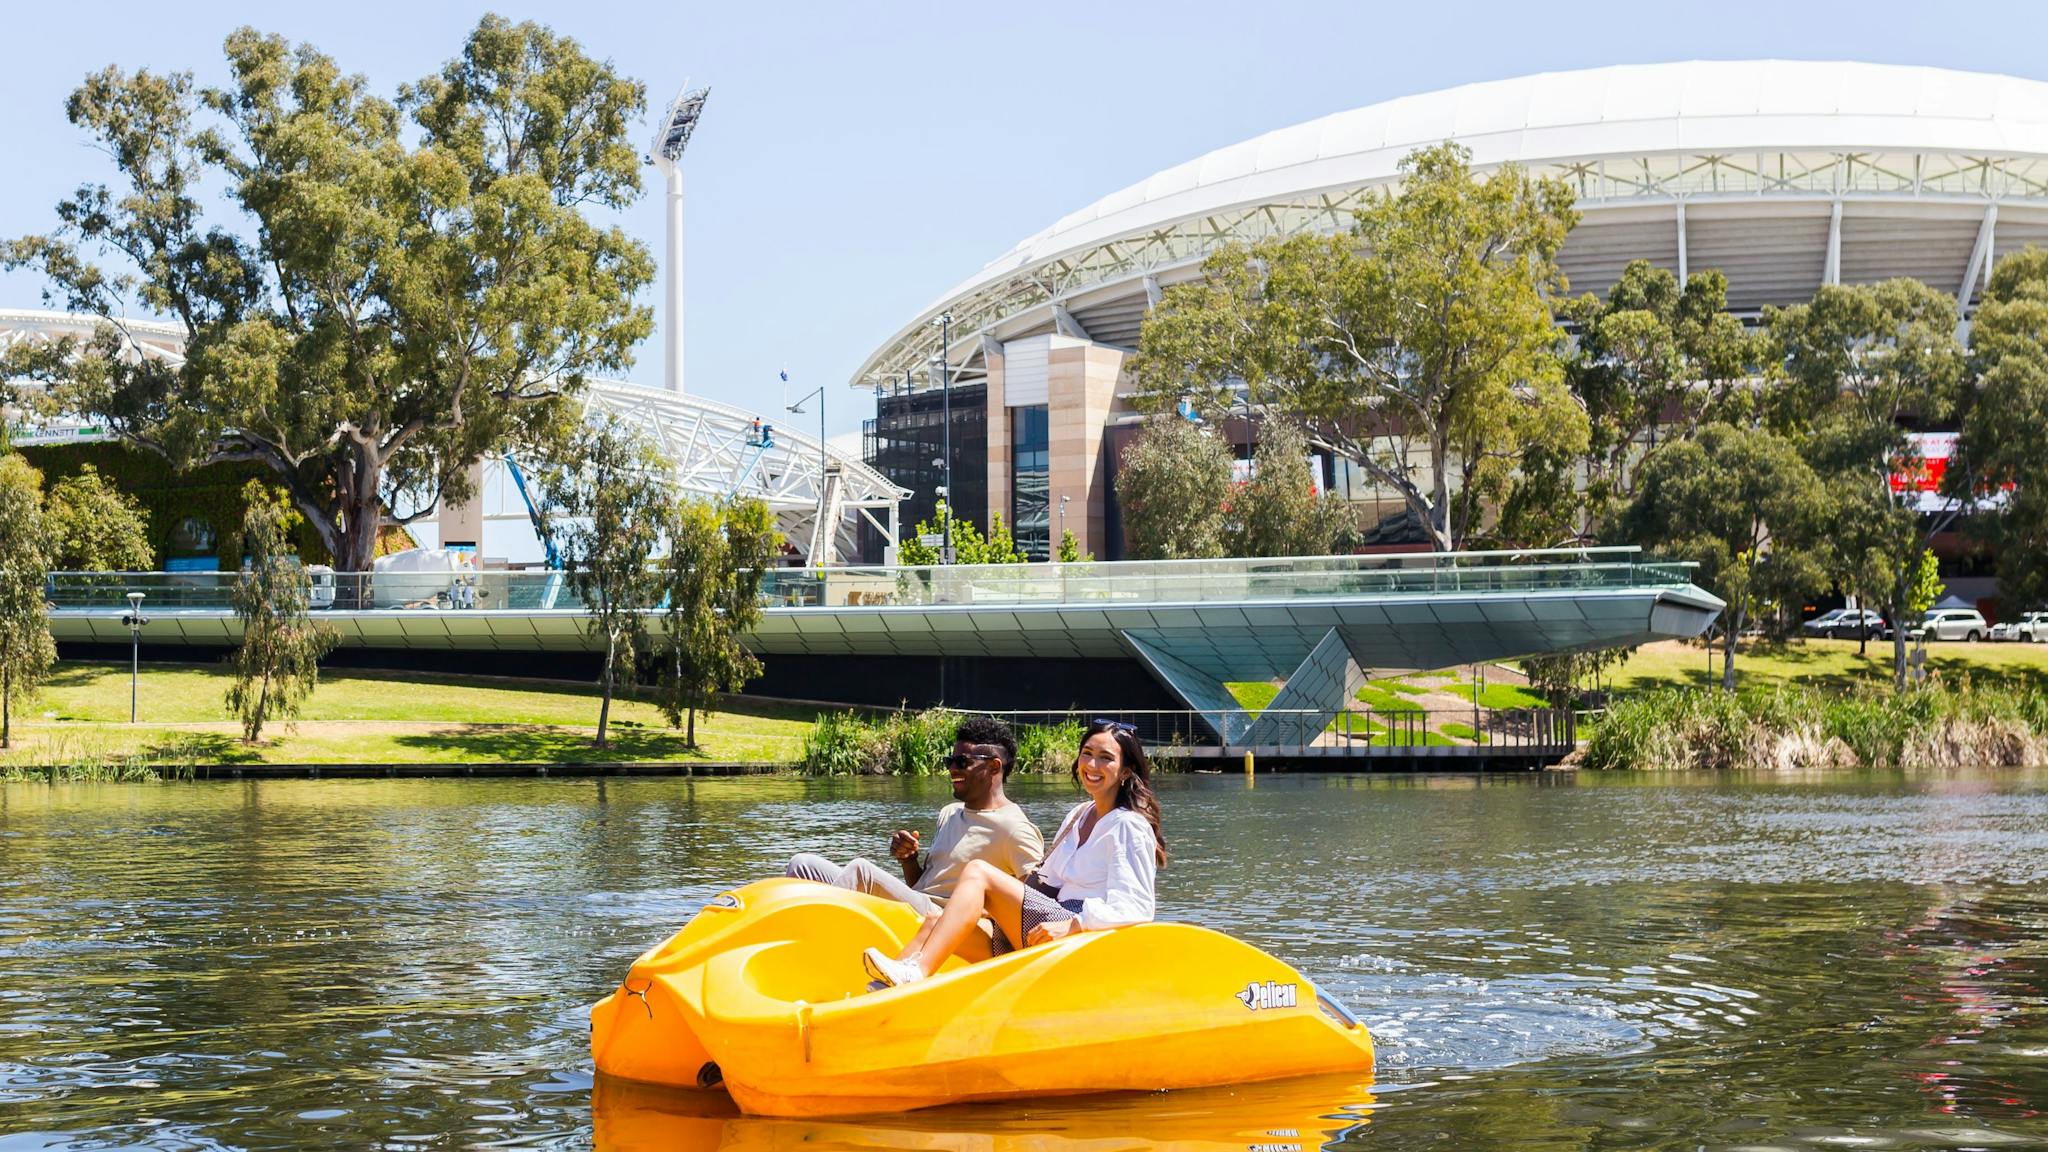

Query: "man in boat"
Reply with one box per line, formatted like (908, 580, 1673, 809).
(785, 715, 1045, 915)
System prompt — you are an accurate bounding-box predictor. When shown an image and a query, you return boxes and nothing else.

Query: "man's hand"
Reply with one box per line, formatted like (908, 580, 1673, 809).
(1026, 917, 1082, 946)
(888, 830, 920, 861)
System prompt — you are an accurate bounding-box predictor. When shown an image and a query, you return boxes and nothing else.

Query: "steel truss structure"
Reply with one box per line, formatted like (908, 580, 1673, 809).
(853, 62, 2048, 395)
(0, 310, 903, 562)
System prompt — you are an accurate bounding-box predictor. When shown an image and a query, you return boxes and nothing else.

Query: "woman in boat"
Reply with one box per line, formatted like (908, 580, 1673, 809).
(862, 719, 1167, 987)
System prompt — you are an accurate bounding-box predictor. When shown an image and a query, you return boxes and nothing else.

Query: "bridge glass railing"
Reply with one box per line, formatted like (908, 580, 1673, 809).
(42, 547, 1697, 613)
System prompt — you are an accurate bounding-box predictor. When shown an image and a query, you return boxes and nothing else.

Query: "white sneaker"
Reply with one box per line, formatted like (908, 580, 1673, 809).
(862, 947, 926, 988)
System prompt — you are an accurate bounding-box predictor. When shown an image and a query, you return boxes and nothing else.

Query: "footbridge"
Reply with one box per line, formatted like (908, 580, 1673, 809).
(47, 548, 1721, 744)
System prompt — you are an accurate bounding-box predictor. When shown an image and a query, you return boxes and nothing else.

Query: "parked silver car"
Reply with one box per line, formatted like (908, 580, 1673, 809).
(1989, 610, 2048, 642)
(1911, 608, 1989, 642)
(1801, 608, 1889, 640)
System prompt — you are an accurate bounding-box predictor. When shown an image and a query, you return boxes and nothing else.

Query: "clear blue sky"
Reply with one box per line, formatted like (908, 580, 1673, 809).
(5, 1, 2046, 443)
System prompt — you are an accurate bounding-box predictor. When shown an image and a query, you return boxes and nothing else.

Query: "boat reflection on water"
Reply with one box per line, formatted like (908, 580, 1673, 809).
(592, 1073, 1376, 1152)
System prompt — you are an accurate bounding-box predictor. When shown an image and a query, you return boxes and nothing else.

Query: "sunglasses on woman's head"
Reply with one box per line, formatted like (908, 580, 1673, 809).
(1093, 719, 1137, 735)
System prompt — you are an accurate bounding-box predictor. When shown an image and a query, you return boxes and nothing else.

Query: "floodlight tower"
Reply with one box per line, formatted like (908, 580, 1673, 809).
(651, 84, 710, 395)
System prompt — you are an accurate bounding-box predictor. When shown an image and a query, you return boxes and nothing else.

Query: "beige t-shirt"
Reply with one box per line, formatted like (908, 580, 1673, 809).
(915, 800, 1045, 902)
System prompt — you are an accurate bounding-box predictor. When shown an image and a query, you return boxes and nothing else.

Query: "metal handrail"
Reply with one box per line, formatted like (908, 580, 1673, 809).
(38, 549, 1698, 615)
(972, 705, 1578, 755)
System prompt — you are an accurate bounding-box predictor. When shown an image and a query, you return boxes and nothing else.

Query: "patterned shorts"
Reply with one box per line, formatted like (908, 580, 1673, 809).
(990, 877, 1085, 955)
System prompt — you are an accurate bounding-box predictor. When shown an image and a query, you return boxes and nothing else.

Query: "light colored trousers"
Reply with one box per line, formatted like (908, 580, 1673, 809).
(784, 852, 941, 917)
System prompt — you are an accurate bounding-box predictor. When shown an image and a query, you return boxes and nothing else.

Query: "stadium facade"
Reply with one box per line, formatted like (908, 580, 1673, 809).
(855, 60, 2048, 563)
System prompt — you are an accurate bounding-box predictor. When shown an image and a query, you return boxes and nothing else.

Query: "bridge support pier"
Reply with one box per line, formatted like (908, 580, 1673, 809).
(1121, 627, 1363, 746)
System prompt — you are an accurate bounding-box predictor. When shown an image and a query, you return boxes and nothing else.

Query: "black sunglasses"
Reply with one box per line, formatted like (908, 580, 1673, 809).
(942, 751, 1000, 771)
(1092, 719, 1137, 735)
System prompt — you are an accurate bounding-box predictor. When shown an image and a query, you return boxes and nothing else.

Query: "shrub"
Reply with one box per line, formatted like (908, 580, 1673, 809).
(796, 707, 958, 776)
(1016, 718, 1086, 775)
(1582, 682, 2048, 771)
(796, 711, 890, 776)
(883, 707, 958, 776)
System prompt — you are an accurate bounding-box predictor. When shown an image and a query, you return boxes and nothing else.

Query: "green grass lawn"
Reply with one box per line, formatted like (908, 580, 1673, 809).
(1608, 638, 2048, 695)
(1, 661, 816, 766)
(1354, 683, 1424, 713)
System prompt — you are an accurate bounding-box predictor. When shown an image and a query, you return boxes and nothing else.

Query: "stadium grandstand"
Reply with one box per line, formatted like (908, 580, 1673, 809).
(855, 60, 2048, 564)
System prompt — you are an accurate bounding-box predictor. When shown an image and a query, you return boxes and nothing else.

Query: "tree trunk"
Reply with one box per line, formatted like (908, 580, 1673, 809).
(596, 632, 615, 749)
(250, 671, 270, 744)
(1892, 601, 1910, 692)
(3, 664, 11, 750)
(686, 706, 697, 749)
(1429, 438, 1454, 551)
(1722, 605, 1743, 692)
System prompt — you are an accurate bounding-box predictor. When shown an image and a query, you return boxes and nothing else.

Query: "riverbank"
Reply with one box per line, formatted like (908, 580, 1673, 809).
(1580, 680, 2048, 771)
(0, 662, 816, 777)
(1608, 636, 2048, 694)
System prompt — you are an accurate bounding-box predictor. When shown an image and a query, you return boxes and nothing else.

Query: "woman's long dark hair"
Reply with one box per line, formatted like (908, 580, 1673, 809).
(1071, 721, 1167, 867)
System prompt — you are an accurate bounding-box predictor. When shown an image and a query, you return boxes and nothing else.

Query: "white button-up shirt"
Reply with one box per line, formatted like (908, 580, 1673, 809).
(1036, 802, 1158, 930)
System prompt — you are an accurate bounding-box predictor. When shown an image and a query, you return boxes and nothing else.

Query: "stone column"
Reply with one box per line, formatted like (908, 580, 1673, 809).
(983, 342, 1009, 538)
(437, 459, 488, 553)
(1046, 341, 1126, 558)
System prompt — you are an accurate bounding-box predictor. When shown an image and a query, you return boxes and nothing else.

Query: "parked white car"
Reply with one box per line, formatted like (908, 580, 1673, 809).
(1801, 608, 1890, 640)
(1990, 611, 2048, 642)
(1911, 608, 1989, 642)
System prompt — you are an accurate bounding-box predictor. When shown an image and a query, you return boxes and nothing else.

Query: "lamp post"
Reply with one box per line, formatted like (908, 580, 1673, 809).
(1058, 494, 1070, 553)
(786, 380, 828, 564)
(931, 310, 953, 563)
(649, 85, 711, 395)
(121, 591, 148, 724)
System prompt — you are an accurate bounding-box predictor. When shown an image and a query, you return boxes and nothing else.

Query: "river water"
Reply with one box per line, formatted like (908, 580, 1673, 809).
(1, 770, 2044, 1150)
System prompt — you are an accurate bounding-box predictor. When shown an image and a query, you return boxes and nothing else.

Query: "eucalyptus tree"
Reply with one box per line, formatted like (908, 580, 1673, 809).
(539, 416, 670, 750)
(1620, 423, 1828, 692)
(0, 456, 55, 749)
(2, 17, 654, 572)
(1959, 247, 2048, 615)
(1115, 416, 1233, 560)
(1223, 423, 1352, 558)
(226, 482, 337, 744)
(1768, 278, 1967, 688)
(897, 505, 1027, 566)
(1555, 261, 1763, 533)
(1130, 143, 1587, 552)
(657, 497, 780, 748)
(43, 465, 153, 571)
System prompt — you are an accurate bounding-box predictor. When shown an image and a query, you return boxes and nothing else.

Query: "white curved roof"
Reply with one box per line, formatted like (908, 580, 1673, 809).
(987, 61, 2048, 283)
(856, 60, 2048, 389)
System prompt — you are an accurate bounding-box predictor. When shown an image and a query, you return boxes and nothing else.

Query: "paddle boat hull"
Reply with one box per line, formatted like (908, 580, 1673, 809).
(591, 1071, 1377, 1151)
(591, 878, 1373, 1117)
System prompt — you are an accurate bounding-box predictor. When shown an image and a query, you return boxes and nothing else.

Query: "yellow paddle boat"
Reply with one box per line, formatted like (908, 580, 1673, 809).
(592, 1069, 1377, 1151)
(590, 878, 1374, 1117)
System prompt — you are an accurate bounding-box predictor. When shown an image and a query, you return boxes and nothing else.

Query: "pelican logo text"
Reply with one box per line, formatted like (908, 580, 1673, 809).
(1235, 980, 1298, 1011)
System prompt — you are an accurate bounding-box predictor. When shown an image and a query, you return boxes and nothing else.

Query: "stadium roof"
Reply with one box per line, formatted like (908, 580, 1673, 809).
(856, 60, 2048, 392)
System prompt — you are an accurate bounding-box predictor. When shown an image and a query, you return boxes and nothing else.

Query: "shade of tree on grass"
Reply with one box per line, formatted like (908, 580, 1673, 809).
(0, 16, 654, 572)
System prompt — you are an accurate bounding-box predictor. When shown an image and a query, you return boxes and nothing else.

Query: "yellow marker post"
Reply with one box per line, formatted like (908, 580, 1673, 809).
(1244, 750, 1255, 782)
